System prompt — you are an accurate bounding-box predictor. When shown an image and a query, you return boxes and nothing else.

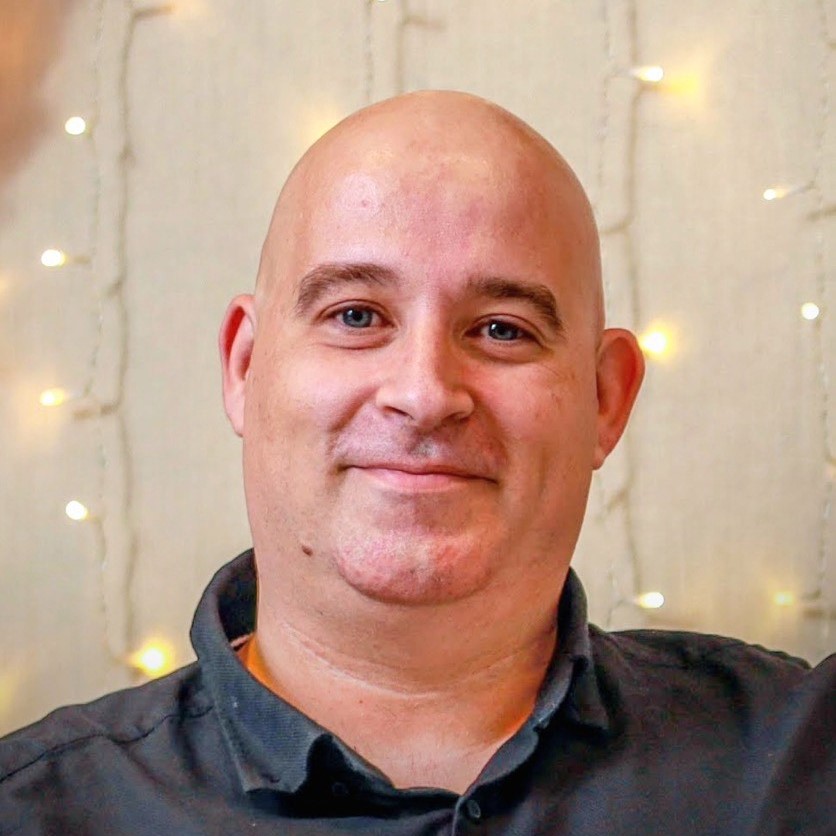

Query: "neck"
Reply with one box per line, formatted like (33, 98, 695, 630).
(239, 579, 561, 793)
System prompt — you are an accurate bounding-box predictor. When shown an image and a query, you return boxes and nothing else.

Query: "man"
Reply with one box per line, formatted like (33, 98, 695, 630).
(1, 91, 832, 833)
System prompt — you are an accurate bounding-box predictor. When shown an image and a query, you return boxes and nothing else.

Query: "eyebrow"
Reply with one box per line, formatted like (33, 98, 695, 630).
(293, 261, 563, 333)
(294, 262, 398, 316)
(467, 276, 563, 333)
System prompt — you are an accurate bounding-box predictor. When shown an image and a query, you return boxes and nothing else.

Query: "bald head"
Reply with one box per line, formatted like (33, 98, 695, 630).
(220, 89, 644, 615)
(255, 90, 603, 331)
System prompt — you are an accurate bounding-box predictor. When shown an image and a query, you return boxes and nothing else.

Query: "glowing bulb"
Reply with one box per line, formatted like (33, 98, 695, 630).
(138, 647, 165, 673)
(763, 183, 812, 201)
(39, 388, 69, 407)
(639, 330, 670, 356)
(635, 591, 665, 609)
(64, 116, 87, 136)
(65, 500, 89, 521)
(773, 591, 796, 607)
(631, 65, 665, 83)
(801, 302, 820, 321)
(40, 249, 67, 268)
(130, 641, 173, 678)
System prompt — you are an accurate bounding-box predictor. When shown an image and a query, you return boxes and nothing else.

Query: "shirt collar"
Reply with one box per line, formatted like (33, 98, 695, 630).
(190, 551, 323, 793)
(190, 550, 610, 795)
(535, 568, 610, 732)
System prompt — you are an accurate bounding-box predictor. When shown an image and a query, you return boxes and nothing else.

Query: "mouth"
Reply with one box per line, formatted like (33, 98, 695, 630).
(349, 463, 492, 492)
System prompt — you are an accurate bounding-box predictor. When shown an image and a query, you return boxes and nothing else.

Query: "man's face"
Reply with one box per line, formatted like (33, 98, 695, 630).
(238, 140, 605, 607)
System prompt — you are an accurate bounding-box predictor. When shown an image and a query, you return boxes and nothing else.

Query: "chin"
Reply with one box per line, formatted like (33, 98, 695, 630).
(332, 532, 494, 606)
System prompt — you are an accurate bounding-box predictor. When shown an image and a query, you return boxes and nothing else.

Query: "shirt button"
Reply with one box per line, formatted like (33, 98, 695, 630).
(331, 781, 349, 798)
(465, 798, 482, 821)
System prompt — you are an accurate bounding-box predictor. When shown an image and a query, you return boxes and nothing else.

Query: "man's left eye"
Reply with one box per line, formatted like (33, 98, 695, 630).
(339, 307, 376, 328)
(484, 320, 526, 341)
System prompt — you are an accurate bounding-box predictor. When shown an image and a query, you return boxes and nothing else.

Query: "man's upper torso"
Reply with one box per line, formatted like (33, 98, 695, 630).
(2, 550, 832, 835)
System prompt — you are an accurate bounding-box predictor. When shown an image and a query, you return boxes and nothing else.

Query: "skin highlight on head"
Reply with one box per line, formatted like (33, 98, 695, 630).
(219, 90, 644, 792)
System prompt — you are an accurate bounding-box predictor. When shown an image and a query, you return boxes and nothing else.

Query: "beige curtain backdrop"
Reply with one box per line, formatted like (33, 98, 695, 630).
(1, 0, 834, 735)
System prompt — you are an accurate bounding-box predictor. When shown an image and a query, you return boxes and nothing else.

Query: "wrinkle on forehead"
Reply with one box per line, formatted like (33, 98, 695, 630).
(255, 91, 603, 332)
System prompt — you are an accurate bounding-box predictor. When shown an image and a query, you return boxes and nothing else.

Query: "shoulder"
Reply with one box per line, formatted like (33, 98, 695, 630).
(588, 625, 832, 730)
(0, 662, 211, 787)
(588, 630, 836, 833)
(592, 625, 811, 677)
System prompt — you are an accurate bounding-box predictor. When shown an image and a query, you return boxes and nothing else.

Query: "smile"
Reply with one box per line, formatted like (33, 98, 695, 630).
(351, 465, 487, 492)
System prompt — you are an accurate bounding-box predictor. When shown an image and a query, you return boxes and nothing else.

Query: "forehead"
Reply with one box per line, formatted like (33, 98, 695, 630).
(261, 127, 601, 328)
(295, 157, 579, 281)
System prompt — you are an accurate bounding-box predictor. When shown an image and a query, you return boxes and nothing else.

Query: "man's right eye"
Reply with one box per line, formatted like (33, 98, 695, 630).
(338, 307, 376, 328)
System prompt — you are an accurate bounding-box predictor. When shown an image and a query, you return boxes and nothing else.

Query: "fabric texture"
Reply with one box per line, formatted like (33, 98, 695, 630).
(1, 550, 833, 835)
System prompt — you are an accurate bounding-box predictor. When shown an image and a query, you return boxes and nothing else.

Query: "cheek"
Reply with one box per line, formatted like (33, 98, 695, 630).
(506, 362, 596, 435)
(497, 363, 599, 483)
(247, 345, 370, 451)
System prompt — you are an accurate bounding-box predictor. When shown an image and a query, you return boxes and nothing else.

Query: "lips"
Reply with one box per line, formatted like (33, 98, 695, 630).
(355, 462, 486, 479)
(351, 464, 489, 491)
(333, 434, 503, 485)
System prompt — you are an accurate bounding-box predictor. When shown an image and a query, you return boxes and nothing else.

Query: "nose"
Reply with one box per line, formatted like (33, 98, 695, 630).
(374, 327, 475, 432)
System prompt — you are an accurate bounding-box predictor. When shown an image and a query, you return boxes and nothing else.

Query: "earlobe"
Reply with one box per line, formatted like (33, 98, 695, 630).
(219, 294, 257, 438)
(593, 328, 645, 469)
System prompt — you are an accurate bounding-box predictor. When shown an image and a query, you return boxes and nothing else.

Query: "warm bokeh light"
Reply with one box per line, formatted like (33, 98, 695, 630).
(639, 329, 670, 357)
(170, 0, 205, 19)
(635, 591, 665, 609)
(39, 388, 69, 407)
(130, 641, 175, 678)
(773, 591, 796, 607)
(0, 667, 22, 720)
(64, 116, 87, 136)
(762, 187, 783, 201)
(660, 71, 702, 99)
(65, 500, 90, 521)
(801, 302, 820, 321)
(631, 65, 664, 83)
(40, 249, 67, 268)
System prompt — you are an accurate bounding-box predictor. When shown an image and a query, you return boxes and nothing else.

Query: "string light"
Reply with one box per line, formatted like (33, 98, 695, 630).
(40, 249, 67, 268)
(773, 591, 796, 607)
(639, 329, 671, 357)
(130, 640, 174, 678)
(801, 302, 821, 321)
(805, 0, 833, 657)
(65, 0, 168, 673)
(762, 183, 811, 201)
(37, 389, 102, 416)
(64, 116, 88, 136)
(39, 388, 70, 407)
(597, 0, 649, 631)
(634, 591, 665, 609)
(65, 500, 90, 522)
(629, 65, 664, 84)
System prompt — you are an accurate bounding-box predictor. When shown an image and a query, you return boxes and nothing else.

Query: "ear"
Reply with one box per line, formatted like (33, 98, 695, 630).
(593, 328, 645, 469)
(219, 294, 257, 438)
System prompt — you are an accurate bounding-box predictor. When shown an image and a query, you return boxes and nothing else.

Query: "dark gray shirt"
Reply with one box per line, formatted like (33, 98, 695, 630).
(1, 550, 833, 834)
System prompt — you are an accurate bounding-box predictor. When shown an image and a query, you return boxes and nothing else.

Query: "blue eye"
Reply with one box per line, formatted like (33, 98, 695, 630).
(485, 320, 524, 341)
(339, 308, 375, 328)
